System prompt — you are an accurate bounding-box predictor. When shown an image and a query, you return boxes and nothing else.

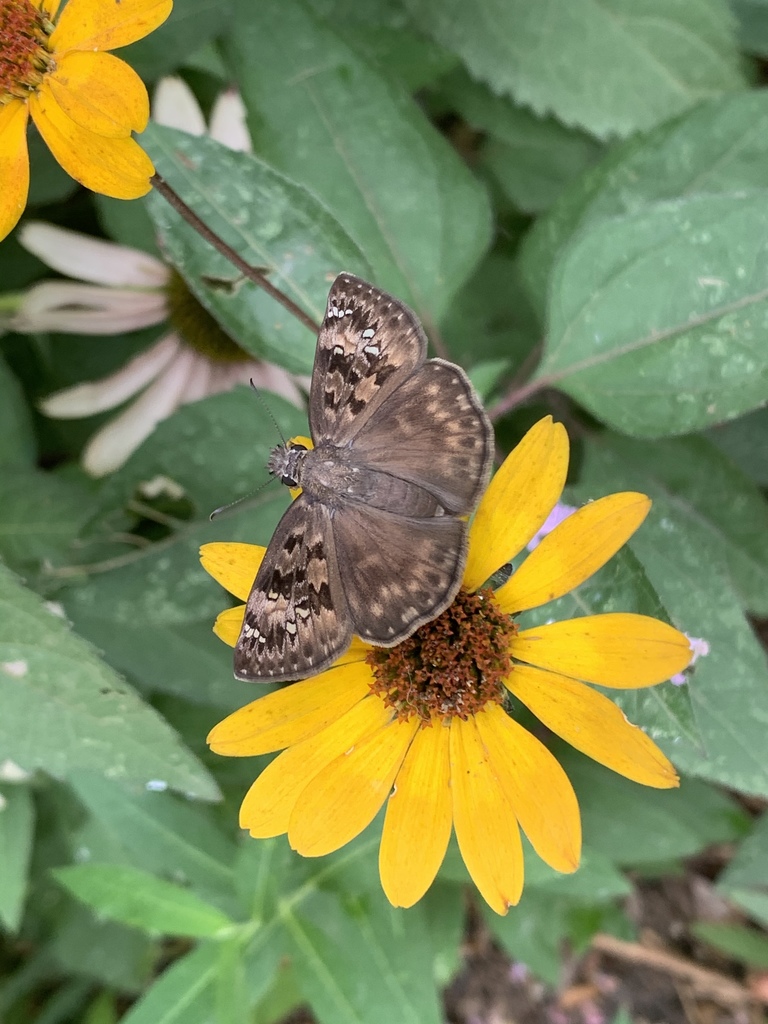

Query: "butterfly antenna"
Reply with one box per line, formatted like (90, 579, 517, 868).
(209, 476, 279, 521)
(249, 378, 287, 445)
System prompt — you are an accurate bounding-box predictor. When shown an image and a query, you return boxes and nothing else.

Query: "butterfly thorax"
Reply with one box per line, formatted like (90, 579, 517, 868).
(269, 441, 447, 518)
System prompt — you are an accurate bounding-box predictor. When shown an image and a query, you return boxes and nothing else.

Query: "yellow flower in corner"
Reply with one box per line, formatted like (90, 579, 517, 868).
(0, 0, 172, 240)
(202, 418, 693, 915)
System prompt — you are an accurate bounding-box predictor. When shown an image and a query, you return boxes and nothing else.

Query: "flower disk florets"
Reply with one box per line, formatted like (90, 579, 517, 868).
(0, 0, 54, 104)
(367, 588, 516, 724)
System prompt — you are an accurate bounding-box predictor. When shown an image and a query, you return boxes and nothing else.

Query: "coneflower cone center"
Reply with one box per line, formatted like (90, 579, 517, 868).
(367, 587, 516, 723)
(0, 0, 54, 104)
(166, 270, 251, 363)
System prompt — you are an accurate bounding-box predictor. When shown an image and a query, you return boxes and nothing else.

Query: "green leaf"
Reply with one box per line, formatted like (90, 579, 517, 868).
(286, 892, 442, 1024)
(225, 0, 491, 321)
(118, 0, 233, 81)
(538, 192, 768, 436)
(144, 125, 369, 375)
(0, 563, 219, 800)
(440, 252, 539, 375)
(731, 0, 768, 54)
(438, 70, 602, 214)
(0, 784, 34, 931)
(707, 407, 768, 487)
(119, 944, 220, 1024)
(68, 775, 237, 908)
(53, 864, 234, 938)
(692, 922, 768, 968)
(49, 903, 154, 993)
(728, 891, 768, 931)
(66, 617, 242, 710)
(482, 887, 610, 984)
(0, 354, 35, 468)
(576, 435, 768, 615)
(719, 809, 768, 893)
(566, 755, 746, 865)
(403, 0, 744, 139)
(525, 844, 631, 902)
(520, 90, 768, 317)
(579, 438, 768, 796)
(0, 470, 94, 572)
(63, 391, 305, 642)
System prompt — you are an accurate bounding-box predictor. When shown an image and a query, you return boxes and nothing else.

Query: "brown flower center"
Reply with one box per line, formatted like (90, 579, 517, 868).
(0, 0, 55, 105)
(165, 269, 251, 364)
(367, 587, 516, 724)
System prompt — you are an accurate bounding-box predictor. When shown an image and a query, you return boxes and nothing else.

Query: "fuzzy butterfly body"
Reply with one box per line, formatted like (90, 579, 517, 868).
(234, 274, 493, 683)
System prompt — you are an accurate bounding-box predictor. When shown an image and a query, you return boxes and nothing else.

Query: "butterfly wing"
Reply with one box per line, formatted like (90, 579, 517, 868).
(309, 274, 427, 446)
(348, 358, 493, 516)
(234, 496, 352, 682)
(332, 502, 468, 646)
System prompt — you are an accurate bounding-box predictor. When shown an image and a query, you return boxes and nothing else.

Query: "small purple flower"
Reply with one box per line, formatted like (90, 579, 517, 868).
(526, 502, 578, 551)
(671, 635, 709, 684)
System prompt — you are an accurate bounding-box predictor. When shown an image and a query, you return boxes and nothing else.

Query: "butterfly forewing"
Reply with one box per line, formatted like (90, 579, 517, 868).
(349, 358, 493, 515)
(309, 274, 426, 445)
(234, 498, 351, 682)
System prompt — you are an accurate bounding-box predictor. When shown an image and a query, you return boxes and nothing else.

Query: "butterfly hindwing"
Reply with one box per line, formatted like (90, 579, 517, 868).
(331, 501, 468, 646)
(309, 274, 426, 446)
(234, 497, 352, 682)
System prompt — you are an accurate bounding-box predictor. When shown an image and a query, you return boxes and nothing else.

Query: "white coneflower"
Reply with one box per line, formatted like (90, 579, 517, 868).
(11, 78, 301, 476)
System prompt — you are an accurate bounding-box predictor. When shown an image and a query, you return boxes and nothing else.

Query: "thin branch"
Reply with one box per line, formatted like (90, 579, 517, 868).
(591, 933, 759, 1007)
(150, 172, 321, 336)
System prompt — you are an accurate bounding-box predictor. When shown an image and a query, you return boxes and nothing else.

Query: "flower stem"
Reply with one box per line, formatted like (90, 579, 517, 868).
(150, 173, 321, 335)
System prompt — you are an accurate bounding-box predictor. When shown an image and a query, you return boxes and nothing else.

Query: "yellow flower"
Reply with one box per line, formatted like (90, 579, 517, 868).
(202, 417, 693, 914)
(0, 0, 171, 240)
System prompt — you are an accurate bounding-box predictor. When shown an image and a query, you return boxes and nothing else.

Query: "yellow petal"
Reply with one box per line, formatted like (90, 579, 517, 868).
(496, 492, 651, 614)
(239, 695, 389, 838)
(207, 663, 373, 755)
(200, 542, 265, 601)
(0, 102, 30, 243)
(46, 52, 149, 138)
(41, 0, 61, 16)
(379, 719, 452, 908)
(464, 417, 569, 591)
(30, 89, 153, 199)
(512, 613, 693, 687)
(332, 636, 371, 666)
(51, 0, 173, 53)
(290, 715, 419, 857)
(450, 716, 524, 914)
(475, 703, 581, 873)
(506, 664, 679, 788)
(213, 605, 244, 647)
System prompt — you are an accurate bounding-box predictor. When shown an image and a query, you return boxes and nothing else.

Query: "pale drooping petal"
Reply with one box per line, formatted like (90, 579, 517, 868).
(40, 334, 180, 417)
(179, 352, 212, 403)
(229, 359, 305, 406)
(82, 345, 198, 476)
(12, 281, 167, 334)
(208, 90, 251, 152)
(19, 221, 167, 287)
(152, 76, 206, 135)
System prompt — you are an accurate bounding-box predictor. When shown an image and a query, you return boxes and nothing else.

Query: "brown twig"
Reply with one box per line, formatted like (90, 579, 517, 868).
(591, 933, 758, 1007)
(150, 172, 320, 336)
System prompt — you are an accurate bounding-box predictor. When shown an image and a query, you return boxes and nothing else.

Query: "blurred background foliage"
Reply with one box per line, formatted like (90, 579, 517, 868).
(1, 0, 768, 1021)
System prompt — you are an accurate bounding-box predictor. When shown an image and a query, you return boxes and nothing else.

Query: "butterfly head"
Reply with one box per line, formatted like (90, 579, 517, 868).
(267, 440, 309, 488)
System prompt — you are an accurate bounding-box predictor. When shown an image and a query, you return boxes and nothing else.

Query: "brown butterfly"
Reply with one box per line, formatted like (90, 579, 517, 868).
(235, 273, 493, 682)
